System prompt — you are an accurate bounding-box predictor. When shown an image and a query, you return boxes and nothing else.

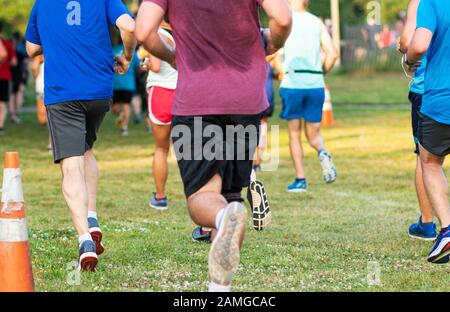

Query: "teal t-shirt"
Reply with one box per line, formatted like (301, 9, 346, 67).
(112, 46, 140, 92)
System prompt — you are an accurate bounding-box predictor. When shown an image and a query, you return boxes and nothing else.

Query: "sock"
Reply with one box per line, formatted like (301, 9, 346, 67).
(209, 281, 231, 292)
(155, 194, 166, 200)
(295, 178, 306, 183)
(88, 211, 97, 220)
(318, 148, 328, 156)
(250, 169, 257, 181)
(78, 233, 93, 247)
(441, 226, 450, 234)
(215, 208, 226, 230)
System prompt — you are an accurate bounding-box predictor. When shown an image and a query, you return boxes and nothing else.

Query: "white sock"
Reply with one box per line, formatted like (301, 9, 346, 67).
(78, 233, 93, 247)
(215, 208, 226, 230)
(250, 169, 257, 181)
(209, 281, 231, 292)
(88, 211, 97, 220)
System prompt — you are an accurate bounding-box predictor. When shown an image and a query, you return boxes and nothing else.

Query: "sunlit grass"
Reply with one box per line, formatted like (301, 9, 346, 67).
(1, 74, 448, 291)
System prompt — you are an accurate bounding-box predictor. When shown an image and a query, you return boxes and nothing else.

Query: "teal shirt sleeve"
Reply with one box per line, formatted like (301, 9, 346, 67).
(417, 0, 437, 34)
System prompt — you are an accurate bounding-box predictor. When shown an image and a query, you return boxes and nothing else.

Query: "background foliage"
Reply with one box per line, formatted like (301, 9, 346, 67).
(0, 0, 410, 34)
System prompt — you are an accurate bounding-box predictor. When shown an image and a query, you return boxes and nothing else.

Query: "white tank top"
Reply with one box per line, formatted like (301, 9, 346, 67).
(280, 12, 325, 89)
(146, 28, 178, 90)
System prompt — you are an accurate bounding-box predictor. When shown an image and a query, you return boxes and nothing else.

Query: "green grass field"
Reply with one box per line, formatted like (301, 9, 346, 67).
(1, 73, 449, 292)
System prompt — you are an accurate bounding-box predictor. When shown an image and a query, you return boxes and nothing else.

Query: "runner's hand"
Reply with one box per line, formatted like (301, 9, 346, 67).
(114, 54, 131, 75)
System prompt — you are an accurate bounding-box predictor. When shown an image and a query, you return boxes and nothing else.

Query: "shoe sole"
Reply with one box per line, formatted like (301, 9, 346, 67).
(428, 239, 450, 264)
(79, 252, 98, 272)
(287, 189, 307, 193)
(149, 203, 168, 210)
(249, 180, 271, 231)
(208, 202, 247, 286)
(408, 233, 437, 241)
(89, 228, 105, 255)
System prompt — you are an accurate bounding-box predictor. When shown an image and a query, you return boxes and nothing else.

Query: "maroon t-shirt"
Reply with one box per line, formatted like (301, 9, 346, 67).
(0, 39, 15, 81)
(144, 0, 269, 116)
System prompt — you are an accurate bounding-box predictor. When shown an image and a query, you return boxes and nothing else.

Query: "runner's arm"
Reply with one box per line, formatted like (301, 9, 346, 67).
(320, 21, 338, 74)
(406, 28, 432, 64)
(399, 0, 420, 54)
(0, 40, 6, 64)
(135, 2, 176, 68)
(25, 42, 42, 58)
(260, 0, 292, 55)
(113, 14, 137, 75)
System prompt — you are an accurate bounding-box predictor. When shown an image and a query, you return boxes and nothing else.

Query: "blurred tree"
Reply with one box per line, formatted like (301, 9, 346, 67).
(0, 0, 410, 35)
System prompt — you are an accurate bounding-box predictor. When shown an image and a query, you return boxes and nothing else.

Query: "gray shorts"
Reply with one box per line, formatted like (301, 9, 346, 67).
(46, 99, 111, 163)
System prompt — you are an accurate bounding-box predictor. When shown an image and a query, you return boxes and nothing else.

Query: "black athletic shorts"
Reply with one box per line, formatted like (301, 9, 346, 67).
(418, 112, 450, 157)
(172, 114, 261, 198)
(409, 91, 422, 155)
(46, 99, 111, 163)
(0, 80, 10, 102)
(113, 90, 133, 104)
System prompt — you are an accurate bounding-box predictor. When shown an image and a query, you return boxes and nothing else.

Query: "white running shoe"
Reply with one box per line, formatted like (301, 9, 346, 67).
(208, 202, 247, 288)
(319, 150, 337, 184)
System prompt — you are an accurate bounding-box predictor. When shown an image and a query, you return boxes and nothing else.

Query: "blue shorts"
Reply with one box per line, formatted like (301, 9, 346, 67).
(279, 88, 325, 122)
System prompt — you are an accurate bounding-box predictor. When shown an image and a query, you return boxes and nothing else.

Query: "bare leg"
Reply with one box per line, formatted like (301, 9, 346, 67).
(288, 119, 305, 179)
(419, 145, 450, 228)
(415, 156, 433, 223)
(84, 150, 99, 214)
(121, 104, 130, 130)
(151, 123, 171, 198)
(305, 121, 325, 152)
(60, 156, 89, 236)
(187, 174, 227, 229)
(0, 102, 6, 129)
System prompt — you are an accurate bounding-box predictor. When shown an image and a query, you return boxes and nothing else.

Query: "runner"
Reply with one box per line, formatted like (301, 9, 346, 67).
(405, 0, 450, 263)
(9, 31, 28, 124)
(142, 23, 177, 210)
(25, 0, 137, 271)
(0, 22, 17, 136)
(253, 57, 277, 172)
(112, 35, 140, 136)
(32, 54, 52, 151)
(279, 0, 338, 192)
(399, 0, 437, 241)
(136, 0, 291, 291)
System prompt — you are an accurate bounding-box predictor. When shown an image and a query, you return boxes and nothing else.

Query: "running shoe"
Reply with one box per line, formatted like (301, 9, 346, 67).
(408, 216, 437, 241)
(247, 180, 271, 231)
(427, 228, 450, 264)
(208, 202, 247, 287)
(0, 128, 5, 136)
(78, 240, 98, 272)
(287, 179, 307, 192)
(121, 127, 129, 136)
(88, 217, 105, 255)
(149, 192, 168, 210)
(319, 150, 337, 184)
(192, 226, 212, 243)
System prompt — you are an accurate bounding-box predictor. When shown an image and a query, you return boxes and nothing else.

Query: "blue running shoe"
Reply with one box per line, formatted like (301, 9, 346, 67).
(149, 192, 168, 210)
(78, 240, 98, 272)
(427, 228, 450, 264)
(88, 217, 104, 255)
(192, 226, 212, 243)
(287, 179, 307, 192)
(408, 216, 437, 241)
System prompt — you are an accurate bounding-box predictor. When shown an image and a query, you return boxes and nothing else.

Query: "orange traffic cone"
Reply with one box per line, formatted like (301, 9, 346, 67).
(321, 84, 335, 127)
(0, 152, 34, 292)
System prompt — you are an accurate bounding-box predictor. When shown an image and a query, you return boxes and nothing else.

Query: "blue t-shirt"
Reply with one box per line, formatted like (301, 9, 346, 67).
(417, 0, 450, 124)
(25, 0, 131, 105)
(410, 53, 427, 95)
(113, 46, 139, 92)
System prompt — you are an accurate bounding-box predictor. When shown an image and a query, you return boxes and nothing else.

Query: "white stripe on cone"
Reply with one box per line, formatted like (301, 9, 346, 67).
(1, 168, 24, 203)
(0, 218, 29, 242)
